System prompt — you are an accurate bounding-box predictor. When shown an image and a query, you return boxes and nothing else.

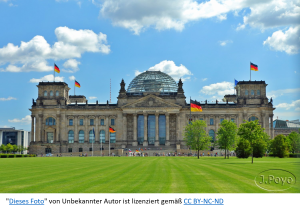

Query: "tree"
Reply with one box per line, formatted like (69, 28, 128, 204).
(287, 131, 300, 154)
(184, 120, 211, 159)
(237, 120, 266, 163)
(253, 132, 269, 158)
(216, 120, 238, 159)
(235, 138, 252, 158)
(270, 134, 289, 158)
(12, 145, 18, 154)
(6, 143, 13, 153)
(0, 144, 6, 153)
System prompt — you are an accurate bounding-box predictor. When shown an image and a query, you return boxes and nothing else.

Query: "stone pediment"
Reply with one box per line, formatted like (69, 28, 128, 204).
(122, 95, 181, 109)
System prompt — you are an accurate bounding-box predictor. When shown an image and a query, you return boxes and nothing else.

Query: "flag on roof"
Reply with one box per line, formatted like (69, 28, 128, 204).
(75, 80, 81, 88)
(190, 99, 202, 112)
(235, 79, 238, 86)
(54, 64, 60, 73)
(250, 62, 258, 71)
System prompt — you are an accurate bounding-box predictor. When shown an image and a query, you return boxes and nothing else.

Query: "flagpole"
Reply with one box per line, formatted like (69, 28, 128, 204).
(53, 63, 55, 82)
(250, 62, 251, 81)
(109, 132, 110, 157)
(74, 81, 75, 96)
(190, 97, 191, 124)
(101, 133, 102, 157)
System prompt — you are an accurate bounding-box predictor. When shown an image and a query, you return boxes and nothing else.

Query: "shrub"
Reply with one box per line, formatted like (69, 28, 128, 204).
(8, 155, 15, 158)
(270, 135, 289, 158)
(28, 154, 36, 157)
(15, 155, 23, 158)
(253, 138, 267, 158)
(0, 155, 8, 158)
(289, 153, 300, 158)
(235, 139, 251, 158)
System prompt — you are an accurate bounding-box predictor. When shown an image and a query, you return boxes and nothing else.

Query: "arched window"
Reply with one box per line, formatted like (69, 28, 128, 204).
(50, 91, 53, 96)
(44, 91, 47, 96)
(209, 130, 215, 142)
(249, 116, 258, 122)
(89, 130, 95, 143)
(56, 91, 59, 96)
(100, 130, 105, 143)
(79, 130, 84, 143)
(68, 130, 74, 143)
(46, 117, 56, 125)
(110, 132, 116, 143)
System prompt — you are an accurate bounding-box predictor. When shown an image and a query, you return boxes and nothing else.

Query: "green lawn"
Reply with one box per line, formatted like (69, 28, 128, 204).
(0, 156, 299, 193)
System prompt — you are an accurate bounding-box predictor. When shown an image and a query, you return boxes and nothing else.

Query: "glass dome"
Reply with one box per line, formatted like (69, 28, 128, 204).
(127, 71, 178, 93)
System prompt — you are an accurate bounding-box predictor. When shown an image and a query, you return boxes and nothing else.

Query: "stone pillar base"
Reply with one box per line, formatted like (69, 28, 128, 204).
(165, 141, 170, 146)
(154, 141, 159, 146)
(176, 144, 181, 149)
(132, 142, 138, 146)
(143, 142, 148, 146)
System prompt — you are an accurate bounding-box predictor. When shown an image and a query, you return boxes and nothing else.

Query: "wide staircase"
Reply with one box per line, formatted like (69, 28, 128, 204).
(123, 145, 177, 156)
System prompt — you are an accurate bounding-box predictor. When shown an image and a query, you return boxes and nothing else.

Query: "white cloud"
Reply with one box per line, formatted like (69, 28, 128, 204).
(69, 75, 76, 81)
(63, 59, 81, 71)
(276, 99, 300, 111)
(200, 81, 234, 97)
(0, 96, 16, 101)
(29, 74, 64, 83)
(148, 60, 192, 81)
(8, 115, 31, 124)
(236, 23, 246, 30)
(89, 96, 97, 100)
(273, 111, 300, 121)
(0, 27, 110, 72)
(267, 88, 300, 99)
(219, 40, 233, 46)
(0, 125, 10, 128)
(263, 26, 300, 54)
(217, 14, 227, 21)
(202, 78, 208, 81)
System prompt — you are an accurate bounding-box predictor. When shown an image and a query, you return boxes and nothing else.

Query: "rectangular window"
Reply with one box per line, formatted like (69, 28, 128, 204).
(90, 119, 94, 125)
(220, 118, 224, 124)
(231, 118, 235, 123)
(210, 118, 214, 125)
(257, 90, 260, 95)
(245, 90, 248, 95)
(89, 148, 93, 151)
(199, 118, 204, 121)
(79, 148, 83, 152)
(100, 119, 104, 125)
(69, 119, 73, 126)
(111, 119, 115, 125)
(68, 148, 72, 153)
(79, 119, 83, 125)
(251, 90, 254, 95)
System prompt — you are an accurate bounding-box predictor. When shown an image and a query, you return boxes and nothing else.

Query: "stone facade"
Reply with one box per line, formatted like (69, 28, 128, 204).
(29, 74, 275, 154)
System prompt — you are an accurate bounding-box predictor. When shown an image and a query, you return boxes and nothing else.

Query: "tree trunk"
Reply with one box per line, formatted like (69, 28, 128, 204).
(225, 146, 226, 159)
(198, 150, 199, 159)
(228, 149, 229, 159)
(252, 148, 254, 164)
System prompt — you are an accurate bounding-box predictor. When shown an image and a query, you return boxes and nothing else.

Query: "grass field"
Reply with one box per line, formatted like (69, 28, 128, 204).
(0, 156, 299, 193)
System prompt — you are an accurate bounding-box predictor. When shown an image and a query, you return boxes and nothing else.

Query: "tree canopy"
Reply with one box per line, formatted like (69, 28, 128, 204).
(184, 120, 211, 159)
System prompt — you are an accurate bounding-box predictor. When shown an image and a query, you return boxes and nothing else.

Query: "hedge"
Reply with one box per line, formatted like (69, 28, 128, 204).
(289, 153, 300, 158)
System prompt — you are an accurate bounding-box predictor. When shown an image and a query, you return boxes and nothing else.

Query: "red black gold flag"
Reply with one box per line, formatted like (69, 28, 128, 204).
(54, 64, 60, 73)
(75, 80, 81, 88)
(109, 127, 116, 133)
(250, 62, 258, 71)
(190, 99, 202, 112)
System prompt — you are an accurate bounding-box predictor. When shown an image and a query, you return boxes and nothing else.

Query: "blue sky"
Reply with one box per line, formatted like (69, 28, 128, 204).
(0, 0, 299, 131)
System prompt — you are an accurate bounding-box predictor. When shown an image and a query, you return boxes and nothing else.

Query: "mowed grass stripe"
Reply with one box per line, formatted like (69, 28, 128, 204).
(0, 157, 299, 193)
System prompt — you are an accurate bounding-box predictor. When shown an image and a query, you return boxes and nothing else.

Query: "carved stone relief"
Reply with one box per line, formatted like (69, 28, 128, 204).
(169, 114, 176, 140)
(127, 114, 133, 140)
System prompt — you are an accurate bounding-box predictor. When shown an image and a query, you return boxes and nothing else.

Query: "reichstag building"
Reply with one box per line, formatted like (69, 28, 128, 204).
(29, 70, 275, 154)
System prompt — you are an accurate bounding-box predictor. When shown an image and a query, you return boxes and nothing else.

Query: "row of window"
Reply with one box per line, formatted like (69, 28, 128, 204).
(68, 148, 108, 153)
(245, 90, 260, 96)
(194, 118, 235, 125)
(43, 91, 59, 97)
(45, 117, 115, 126)
(67, 130, 115, 143)
(68, 118, 114, 126)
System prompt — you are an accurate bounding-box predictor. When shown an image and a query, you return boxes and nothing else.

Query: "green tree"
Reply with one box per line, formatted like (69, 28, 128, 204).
(216, 119, 238, 159)
(253, 132, 269, 158)
(0, 144, 7, 153)
(12, 145, 18, 154)
(237, 120, 266, 163)
(287, 131, 300, 154)
(270, 134, 289, 158)
(6, 143, 13, 153)
(235, 138, 252, 158)
(184, 120, 211, 159)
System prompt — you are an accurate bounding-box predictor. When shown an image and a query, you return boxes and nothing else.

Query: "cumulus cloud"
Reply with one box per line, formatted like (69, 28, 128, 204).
(276, 99, 300, 111)
(8, 115, 31, 124)
(200, 81, 234, 98)
(0, 96, 17, 101)
(219, 40, 233, 46)
(69, 75, 76, 81)
(263, 26, 300, 54)
(29, 74, 64, 83)
(89, 96, 97, 100)
(63, 59, 81, 72)
(0, 26, 110, 72)
(202, 78, 208, 81)
(149, 60, 193, 81)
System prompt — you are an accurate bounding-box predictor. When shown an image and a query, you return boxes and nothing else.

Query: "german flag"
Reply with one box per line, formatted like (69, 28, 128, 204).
(75, 80, 81, 88)
(191, 99, 202, 112)
(136, 149, 139, 152)
(54, 64, 60, 73)
(109, 127, 116, 133)
(250, 62, 258, 71)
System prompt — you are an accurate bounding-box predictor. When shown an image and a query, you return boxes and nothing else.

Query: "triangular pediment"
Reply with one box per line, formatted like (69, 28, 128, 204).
(122, 94, 181, 109)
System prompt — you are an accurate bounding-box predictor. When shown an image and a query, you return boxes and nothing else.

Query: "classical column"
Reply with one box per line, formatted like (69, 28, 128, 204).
(31, 115, 35, 142)
(56, 114, 60, 142)
(123, 114, 127, 141)
(39, 114, 43, 142)
(165, 113, 170, 146)
(143, 113, 148, 146)
(95, 116, 99, 142)
(176, 113, 180, 141)
(105, 116, 109, 142)
(133, 114, 137, 146)
(74, 115, 78, 142)
(155, 113, 159, 146)
(85, 116, 88, 142)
